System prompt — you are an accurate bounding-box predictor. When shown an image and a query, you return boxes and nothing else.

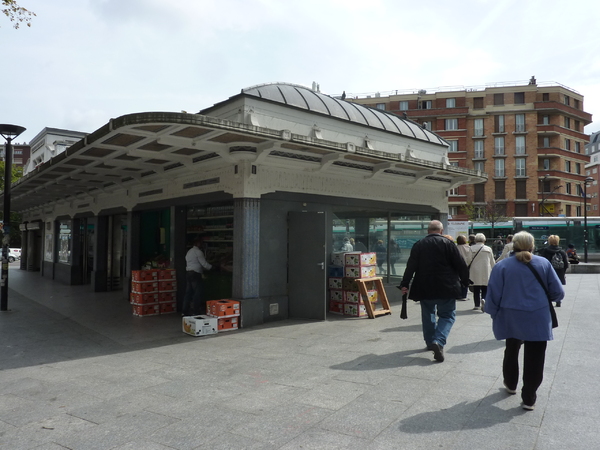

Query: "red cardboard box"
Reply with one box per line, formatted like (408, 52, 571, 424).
(217, 316, 238, 331)
(159, 269, 176, 280)
(158, 291, 176, 303)
(329, 301, 344, 315)
(130, 292, 159, 304)
(158, 280, 177, 292)
(160, 302, 177, 314)
(132, 303, 160, 316)
(207, 299, 240, 317)
(131, 281, 159, 293)
(131, 270, 158, 281)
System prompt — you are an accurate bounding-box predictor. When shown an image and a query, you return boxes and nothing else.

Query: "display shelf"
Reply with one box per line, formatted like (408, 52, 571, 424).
(188, 215, 233, 220)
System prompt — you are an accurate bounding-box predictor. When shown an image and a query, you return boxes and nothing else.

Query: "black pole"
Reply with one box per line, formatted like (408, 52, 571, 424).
(1, 137, 12, 311)
(584, 181, 588, 264)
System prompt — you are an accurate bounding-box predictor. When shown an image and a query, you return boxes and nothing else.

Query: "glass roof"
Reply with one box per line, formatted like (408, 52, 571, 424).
(241, 83, 446, 146)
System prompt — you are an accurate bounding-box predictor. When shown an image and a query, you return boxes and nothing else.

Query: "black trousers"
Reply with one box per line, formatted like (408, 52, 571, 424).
(473, 285, 487, 307)
(503, 338, 547, 406)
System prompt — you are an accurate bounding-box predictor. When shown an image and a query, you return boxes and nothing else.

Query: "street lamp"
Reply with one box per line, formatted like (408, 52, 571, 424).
(0, 124, 26, 312)
(583, 176, 594, 263)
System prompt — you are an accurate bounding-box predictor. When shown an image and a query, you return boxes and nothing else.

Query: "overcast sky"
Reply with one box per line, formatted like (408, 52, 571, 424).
(2, 0, 600, 144)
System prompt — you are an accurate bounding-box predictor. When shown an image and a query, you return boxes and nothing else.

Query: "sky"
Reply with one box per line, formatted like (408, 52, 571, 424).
(2, 0, 600, 144)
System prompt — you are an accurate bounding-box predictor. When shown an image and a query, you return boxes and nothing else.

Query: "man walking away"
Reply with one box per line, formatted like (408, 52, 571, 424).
(400, 220, 470, 362)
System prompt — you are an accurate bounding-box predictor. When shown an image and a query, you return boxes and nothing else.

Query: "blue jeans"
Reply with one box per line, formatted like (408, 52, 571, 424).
(420, 299, 456, 348)
(182, 271, 204, 315)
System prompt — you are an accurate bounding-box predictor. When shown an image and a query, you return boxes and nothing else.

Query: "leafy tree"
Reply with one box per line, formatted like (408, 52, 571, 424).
(463, 200, 508, 239)
(0, 161, 23, 247)
(2, 0, 35, 28)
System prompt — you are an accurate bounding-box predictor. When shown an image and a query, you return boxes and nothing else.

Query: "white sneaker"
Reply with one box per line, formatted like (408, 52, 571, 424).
(481, 299, 486, 312)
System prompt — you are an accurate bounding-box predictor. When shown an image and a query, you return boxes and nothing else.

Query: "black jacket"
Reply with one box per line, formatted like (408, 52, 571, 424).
(539, 245, 568, 285)
(400, 233, 469, 301)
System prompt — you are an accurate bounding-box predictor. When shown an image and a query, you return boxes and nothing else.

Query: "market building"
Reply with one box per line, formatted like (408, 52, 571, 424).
(8, 83, 486, 328)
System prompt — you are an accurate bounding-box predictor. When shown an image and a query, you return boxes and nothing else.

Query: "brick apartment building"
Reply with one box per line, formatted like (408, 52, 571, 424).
(1, 143, 30, 170)
(349, 78, 594, 219)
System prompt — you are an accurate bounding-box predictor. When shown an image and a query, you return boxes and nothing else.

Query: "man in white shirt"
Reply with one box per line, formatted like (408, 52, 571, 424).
(182, 238, 213, 316)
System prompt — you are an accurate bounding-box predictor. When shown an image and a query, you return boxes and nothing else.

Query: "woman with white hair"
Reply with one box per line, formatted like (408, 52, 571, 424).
(466, 233, 495, 311)
(484, 231, 564, 411)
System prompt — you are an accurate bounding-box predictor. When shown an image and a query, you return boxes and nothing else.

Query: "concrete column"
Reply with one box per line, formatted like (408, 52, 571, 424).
(92, 215, 109, 292)
(232, 198, 260, 299)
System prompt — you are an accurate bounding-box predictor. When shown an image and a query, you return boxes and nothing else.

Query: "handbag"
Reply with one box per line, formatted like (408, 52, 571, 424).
(525, 263, 559, 328)
(467, 246, 483, 292)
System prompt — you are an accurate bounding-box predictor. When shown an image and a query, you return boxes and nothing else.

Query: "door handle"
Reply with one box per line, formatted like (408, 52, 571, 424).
(317, 262, 324, 269)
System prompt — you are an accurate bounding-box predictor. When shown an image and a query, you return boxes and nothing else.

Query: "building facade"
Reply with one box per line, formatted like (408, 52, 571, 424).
(349, 79, 594, 219)
(1, 143, 30, 169)
(24, 127, 88, 175)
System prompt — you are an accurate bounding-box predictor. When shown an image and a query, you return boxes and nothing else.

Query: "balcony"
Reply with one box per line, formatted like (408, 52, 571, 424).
(534, 101, 593, 123)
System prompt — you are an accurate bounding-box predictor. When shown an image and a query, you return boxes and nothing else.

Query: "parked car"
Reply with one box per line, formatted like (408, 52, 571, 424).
(8, 248, 21, 262)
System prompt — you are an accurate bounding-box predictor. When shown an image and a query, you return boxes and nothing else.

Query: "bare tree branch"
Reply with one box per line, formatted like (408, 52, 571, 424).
(2, 0, 35, 29)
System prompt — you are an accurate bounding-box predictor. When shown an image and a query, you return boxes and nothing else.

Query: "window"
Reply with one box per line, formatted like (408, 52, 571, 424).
(399, 101, 409, 110)
(449, 206, 458, 216)
(376, 103, 386, 110)
(543, 137, 550, 148)
(495, 180, 505, 199)
(494, 136, 505, 155)
(516, 180, 527, 198)
(494, 93, 504, 105)
(446, 98, 456, 108)
(422, 121, 432, 130)
(566, 183, 571, 194)
(566, 205, 572, 216)
(565, 160, 571, 172)
(473, 97, 484, 109)
(542, 115, 549, 125)
(494, 115, 505, 133)
(565, 139, 571, 151)
(445, 118, 458, 130)
(474, 140, 484, 158)
(448, 140, 458, 152)
(515, 114, 525, 132)
(515, 136, 526, 154)
(495, 159, 505, 177)
(474, 118, 484, 136)
(515, 203, 528, 216)
(576, 206, 581, 216)
(474, 184, 485, 202)
(515, 158, 526, 176)
(420, 100, 432, 109)
(575, 141, 581, 153)
(574, 99, 580, 109)
(474, 161, 485, 172)
(575, 120, 580, 131)
(514, 92, 525, 104)
(543, 158, 550, 170)
(564, 117, 571, 129)
(448, 187, 459, 196)
(543, 93, 550, 101)
(576, 163, 581, 174)
(564, 95, 571, 106)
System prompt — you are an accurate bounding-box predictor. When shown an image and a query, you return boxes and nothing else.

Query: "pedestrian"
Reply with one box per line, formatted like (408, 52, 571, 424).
(400, 220, 470, 362)
(388, 240, 400, 275)
(467, 233, 495, 311)
(468, 234, 476, 246)
(484, 231, 564, 411)
(493, 235, 505, 259)
(496, 234, 514, 261)
(566, 244, 579, 265)
(182, 238, 214, 316)
(341, 237, 353, 252)
(538, 235, 568, 306)
(455, 235, 470, 301)
(375, 239, 387, 273)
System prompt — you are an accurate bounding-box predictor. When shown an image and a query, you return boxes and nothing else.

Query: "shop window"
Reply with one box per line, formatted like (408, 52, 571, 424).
(58, 220, 72, 264)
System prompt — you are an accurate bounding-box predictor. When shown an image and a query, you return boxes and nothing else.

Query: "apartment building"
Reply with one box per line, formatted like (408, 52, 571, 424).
(1, 143, 30, 169)
(349, 78, 594, 218)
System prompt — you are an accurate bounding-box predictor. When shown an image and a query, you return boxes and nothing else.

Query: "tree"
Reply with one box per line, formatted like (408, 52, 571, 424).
(463, 200, 508, 239)
(0, 161, 23, 247)
(2, 0, 35, 28)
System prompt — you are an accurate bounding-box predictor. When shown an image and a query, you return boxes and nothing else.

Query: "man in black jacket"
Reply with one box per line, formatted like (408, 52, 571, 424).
(400, 220, 470, 362)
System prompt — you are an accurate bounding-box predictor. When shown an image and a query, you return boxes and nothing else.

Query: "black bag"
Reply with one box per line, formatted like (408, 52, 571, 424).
(525, 263, 558, 328)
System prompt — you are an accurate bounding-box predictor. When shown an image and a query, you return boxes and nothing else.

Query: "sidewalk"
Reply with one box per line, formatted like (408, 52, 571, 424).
(1, 266, 599, 449)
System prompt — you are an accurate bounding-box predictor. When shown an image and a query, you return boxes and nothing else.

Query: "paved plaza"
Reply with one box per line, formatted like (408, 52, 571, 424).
(1, 266, 599, 449)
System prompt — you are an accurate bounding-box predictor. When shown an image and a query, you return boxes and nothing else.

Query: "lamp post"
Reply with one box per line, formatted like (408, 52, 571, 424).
(0, 124, 26, 312)
(583, 176, 594, 264)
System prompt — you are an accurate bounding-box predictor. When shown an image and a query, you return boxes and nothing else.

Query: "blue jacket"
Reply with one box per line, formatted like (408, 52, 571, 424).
(484, 254, 565, 341)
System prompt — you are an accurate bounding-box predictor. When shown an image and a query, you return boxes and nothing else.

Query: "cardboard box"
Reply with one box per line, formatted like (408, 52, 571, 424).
(132, 303, 160, 316)
(159, 302, 177, 314)
(131, 270, 158, 281)
(158, 291, 176, 303)
(182, 315, 218, 336)
(207, 299, 240, 317)
(331, 252, 345, 266)
(329, 289, 343, 302)
(344, 303, 368, 317)
(158, 269, 176, 280)
(328, 277, 343, 289)
(158, 280, 177, 292)
(343, 290, 378, 304)
(328, 265, 344, 277)
(344, 252, 376, 267)
(131, 281, 159, 293)
(217, 316, 238, 331)
(342, 277, 376, 292)
(130, 292, 159, 304)
(329, 301, 344, 315)
(344, 265, 376, 278)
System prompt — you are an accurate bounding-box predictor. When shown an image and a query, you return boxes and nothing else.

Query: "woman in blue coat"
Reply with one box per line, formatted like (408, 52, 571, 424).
(484, 231, 564, 411)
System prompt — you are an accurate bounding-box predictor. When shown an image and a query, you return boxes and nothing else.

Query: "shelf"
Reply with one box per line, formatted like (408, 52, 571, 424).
(188, 215, 233, 220)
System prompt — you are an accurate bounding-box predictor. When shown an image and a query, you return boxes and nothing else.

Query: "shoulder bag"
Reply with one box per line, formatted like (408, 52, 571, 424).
(525, 263, 558, 328)
(467, 246, 483, 292)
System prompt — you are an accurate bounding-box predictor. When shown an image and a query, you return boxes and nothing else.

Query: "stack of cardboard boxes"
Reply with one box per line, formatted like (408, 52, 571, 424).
(328, 252, 378, 317)
(182, 299, 241, 337)
(131, 269, 177, 316)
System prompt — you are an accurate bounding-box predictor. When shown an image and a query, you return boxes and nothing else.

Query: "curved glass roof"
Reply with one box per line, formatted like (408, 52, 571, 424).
(240, 82, 447, 146)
